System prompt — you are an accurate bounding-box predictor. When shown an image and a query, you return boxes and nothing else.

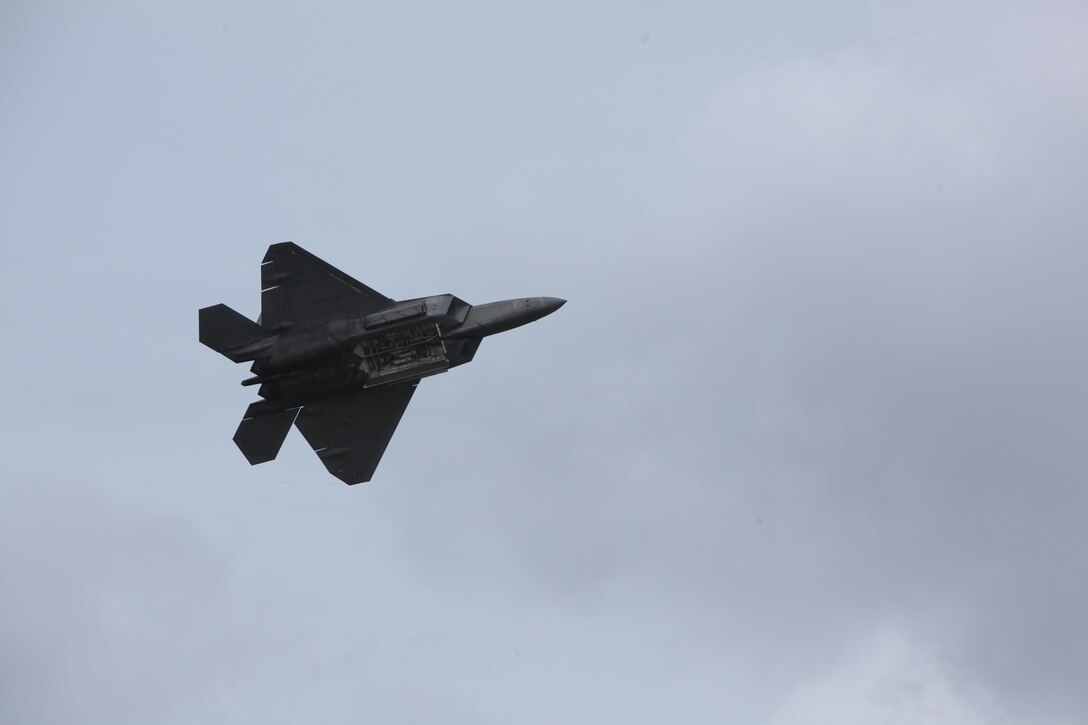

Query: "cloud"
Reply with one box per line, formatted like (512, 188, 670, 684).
(484, 3, 1088, 718)
(768, 628, 1019, 725)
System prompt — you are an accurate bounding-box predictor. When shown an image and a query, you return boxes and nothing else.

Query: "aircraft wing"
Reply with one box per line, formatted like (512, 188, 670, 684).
(261, 242, 393, 332)
(294, 383, 417, 484)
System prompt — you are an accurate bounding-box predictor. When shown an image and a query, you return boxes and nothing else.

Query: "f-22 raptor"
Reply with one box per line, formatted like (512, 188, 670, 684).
(200, 242, 564, 484)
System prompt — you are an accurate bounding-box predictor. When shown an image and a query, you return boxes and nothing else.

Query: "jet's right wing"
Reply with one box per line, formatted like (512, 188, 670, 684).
(261, 242, 393, 332)
(294, 383, 417, 484)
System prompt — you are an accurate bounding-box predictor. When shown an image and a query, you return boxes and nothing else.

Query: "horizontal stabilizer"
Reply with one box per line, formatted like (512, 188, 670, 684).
(234, 403, 301, 465)
(199, 304, 272, 362)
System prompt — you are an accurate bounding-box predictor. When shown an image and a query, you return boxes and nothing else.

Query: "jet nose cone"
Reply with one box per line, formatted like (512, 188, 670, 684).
(540, 297, 566, 315)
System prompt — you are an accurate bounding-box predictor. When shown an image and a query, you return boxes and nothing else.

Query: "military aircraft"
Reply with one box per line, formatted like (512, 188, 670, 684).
(200, 242, 565, 484)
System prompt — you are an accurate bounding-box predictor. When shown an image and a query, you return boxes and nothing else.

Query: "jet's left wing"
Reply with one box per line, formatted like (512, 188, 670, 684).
(294, 383, 417, 484)
(261, 242, 393, 332)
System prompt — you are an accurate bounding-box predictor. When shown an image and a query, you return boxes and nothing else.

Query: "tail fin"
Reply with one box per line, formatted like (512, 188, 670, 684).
(234, 403, 301, 465)
(199, 304, 273, 362)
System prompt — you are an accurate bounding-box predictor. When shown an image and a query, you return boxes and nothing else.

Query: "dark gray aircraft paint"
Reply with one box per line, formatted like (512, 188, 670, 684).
(200, 242, 565, 484)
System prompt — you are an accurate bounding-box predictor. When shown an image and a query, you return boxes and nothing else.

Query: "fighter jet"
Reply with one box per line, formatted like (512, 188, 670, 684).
(200, 242, 564, 484)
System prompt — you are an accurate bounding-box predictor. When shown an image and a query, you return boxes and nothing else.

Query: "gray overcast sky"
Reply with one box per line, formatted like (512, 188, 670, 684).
(2, 1, 1086, 723)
